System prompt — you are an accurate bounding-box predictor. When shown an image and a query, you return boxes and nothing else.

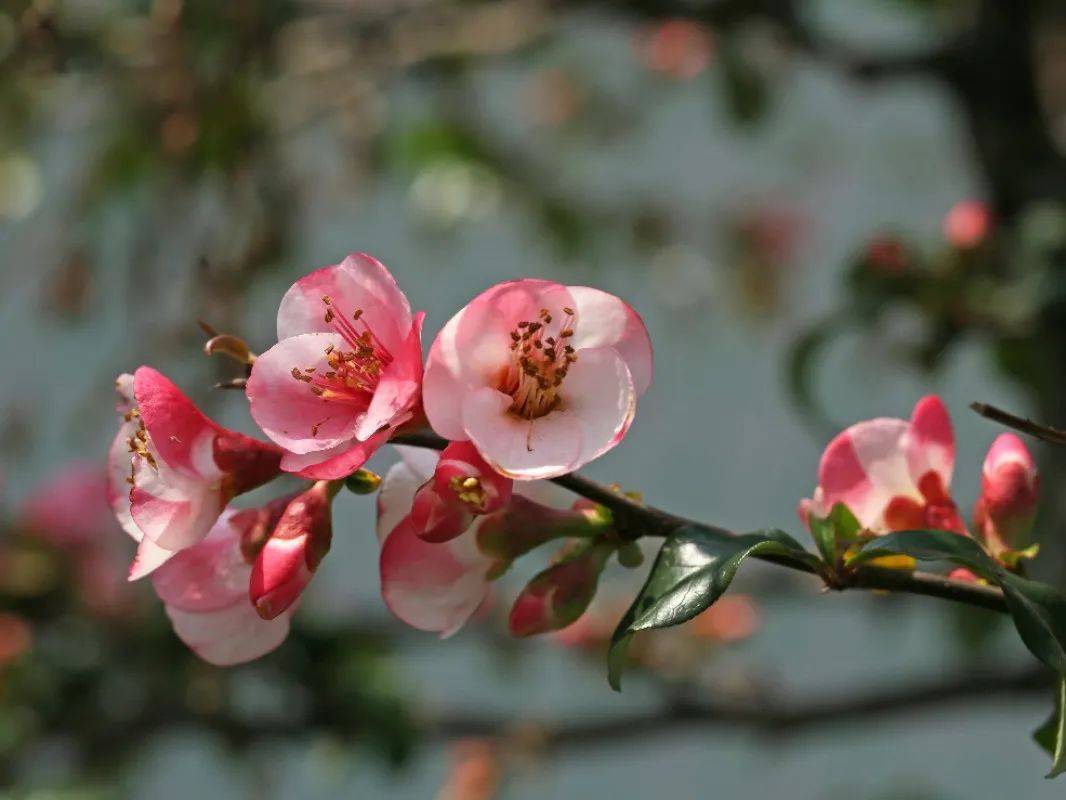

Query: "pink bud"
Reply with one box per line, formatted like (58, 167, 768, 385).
(974, 433, 1039, 557)
(508, 543, 612, 637)
(943, 200, 992, 250)
(250, 481, 334, 620)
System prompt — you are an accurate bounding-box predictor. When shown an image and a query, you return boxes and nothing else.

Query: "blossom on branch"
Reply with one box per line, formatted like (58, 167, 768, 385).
(246, 253, 424, 480)
(410, 441, 512, 543)
(108, 369, 283, 580)
(973, 433, 1039, 560)
(423, 279, 652, 479)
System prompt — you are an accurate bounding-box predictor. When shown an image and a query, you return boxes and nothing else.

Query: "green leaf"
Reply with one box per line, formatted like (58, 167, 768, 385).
(998, 572, 1066, 674)
(607, 526, 816, 690)
(1033, 676, 1066, 779)
(847, 529, 998, 578)
(809, 503, 862, 564)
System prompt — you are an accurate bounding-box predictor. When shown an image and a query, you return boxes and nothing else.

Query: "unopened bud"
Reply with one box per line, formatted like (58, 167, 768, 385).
(508, 542, 613, 637)
(344, 469, 382, 495)
(974, 433, 1039, 559)
(203, 333, 256, 365)
(617, 541, 644, 568)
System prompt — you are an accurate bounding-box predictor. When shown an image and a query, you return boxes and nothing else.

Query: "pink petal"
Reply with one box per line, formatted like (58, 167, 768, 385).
(818, 418, 912, 527)
(983, 432, 1035, 477)
(133, 367, 221, 476)
(354, 312, 424, 440)
(108, 426, 140, 541)
(903, 395, 954, 488)
(280, 428, 391, 480)
(423, 280, 575, 441)
(556, 346, 636, 470)
(379, 515, 491, 637)
(460, 387, 583, 480)
(150, 513, 250, 611)
(129, 457, 225, 551)
(276, 254, 411, 356)
(376, 448, 436, 543)
(128, 537, 176, 581)
(567, 286, 653, 396)
(165, 601, 291, 667)
(247, 332, 363, 454)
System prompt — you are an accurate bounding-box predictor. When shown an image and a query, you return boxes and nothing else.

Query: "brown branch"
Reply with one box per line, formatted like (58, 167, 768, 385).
(971, 402, 1066, 447)
(390, 431, 1008, 614)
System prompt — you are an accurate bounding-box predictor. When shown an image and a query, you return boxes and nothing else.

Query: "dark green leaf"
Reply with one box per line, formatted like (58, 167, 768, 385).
(608, 526, 816, 690)
(847, 529, 998, 578)
(998, 572, 1066, 674)
(809, 503, 863, 564)
(1033, 676, 1066, 779)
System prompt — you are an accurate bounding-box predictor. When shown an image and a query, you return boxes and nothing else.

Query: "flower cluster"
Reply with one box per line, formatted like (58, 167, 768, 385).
(798, 395, 1039, 572)
(107, 253, 653, 663)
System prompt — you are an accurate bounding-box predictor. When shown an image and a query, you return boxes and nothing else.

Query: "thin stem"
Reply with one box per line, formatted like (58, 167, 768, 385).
(971, 402, 1066, 447)
(390, 431, 1009, 614)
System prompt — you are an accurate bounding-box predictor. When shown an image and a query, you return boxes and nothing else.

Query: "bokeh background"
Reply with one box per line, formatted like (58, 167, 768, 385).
(2, 0, 1065, 798)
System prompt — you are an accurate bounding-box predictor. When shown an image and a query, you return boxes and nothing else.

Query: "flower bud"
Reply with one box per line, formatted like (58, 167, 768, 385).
(250, 481, 335, 620)
(344, 469, 382, 495)
(475, 496, 611, 571)
(508, 541, 613, 637)
(411, 442, 512, 543)
(943, 200, 992, 250)
(973, 433, 1039, 558)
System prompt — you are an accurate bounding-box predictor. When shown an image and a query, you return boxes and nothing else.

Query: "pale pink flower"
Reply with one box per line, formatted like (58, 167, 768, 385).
(423, 280, 652, 479)
(108, 368, 283, 580)
(973, 433, 1039, 558)
(943, 200, 992, 249)
(151, 508, 294, 666)
(798, 396, 966, 535)
(376, 446, 577, 637)
(249, 481, 334, 620)
(246, 253, 424, 480)
(410, 441, 512, 543)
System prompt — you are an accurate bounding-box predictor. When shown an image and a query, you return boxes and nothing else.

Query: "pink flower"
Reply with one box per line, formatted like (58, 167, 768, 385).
(250, 481, 335, 620)
(246, 253, 424, 480)
(376, 446, 580, 637)
(21, 462, 114, 550)
(943, 200, 992, 249)
(423, 280, 653, 479)
(151, 508, 294, 666)
(973, 433, 1039, 558)
(508, 541, 613, 637)
(799, 396, 966, 535)
(108, 368, 283, 580)
(410, 441, 512, 543)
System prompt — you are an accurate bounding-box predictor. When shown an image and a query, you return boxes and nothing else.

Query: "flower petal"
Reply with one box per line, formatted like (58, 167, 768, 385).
(280, 428, 391, 480)
(376, 449, 436, 543)
(354, 313, 424, 441)
(247, 332, 363, 454)
(557, 346, 636, 470)
(128, 537, 177, 581)
(903, 395, 954, 487)
(460, 387, 583, 480)
(379, 516, 490, 637)
(133, 367, 220, 477)
(150, 512, 250, 611)
(129, 456, 225, 551)
(567, 286, 653, 396)
(165, 601, 291, 666)
(818, 418, 912, 527)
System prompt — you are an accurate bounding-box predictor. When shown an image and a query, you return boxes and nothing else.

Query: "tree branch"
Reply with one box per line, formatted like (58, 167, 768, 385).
(971, 402, 1066, 447)
(390, 431, 1008, 614)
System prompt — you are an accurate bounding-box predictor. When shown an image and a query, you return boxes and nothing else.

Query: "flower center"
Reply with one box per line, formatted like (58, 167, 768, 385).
(289, 296, 393, 437)
(449, 474, 487, 510)
(499, 307, 578, 420)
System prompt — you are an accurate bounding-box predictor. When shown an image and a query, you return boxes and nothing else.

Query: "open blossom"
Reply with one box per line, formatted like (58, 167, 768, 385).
(423, 279, 652, 479)
(151, 508, 295, 666)
(799, 396, 966, 535)
(108, 368, 283, 580)
(250, 481, 334, 620)
(410, 441, 512, 543)
(247, 253, 424, 480)
(973, 433, 1039, 558)
(376, 446, 582, 637)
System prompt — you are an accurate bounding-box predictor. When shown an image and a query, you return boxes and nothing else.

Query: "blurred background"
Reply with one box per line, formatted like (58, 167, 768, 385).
(1, 0, 1065, 797)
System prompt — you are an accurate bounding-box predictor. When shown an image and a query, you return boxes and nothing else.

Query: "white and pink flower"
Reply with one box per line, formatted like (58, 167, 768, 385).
(108, 368, 283, 580)
(423, 279, 652, 480)
(246, 253, 424, 480)
(150, 509, 294, 666)
(798, 395, 966, 535)
(973, 433, 1039, 558)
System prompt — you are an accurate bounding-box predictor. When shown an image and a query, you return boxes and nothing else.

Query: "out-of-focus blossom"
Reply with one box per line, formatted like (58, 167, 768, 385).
(436, 739, 501, 800)
(0, 613, 32, 667)
(247, 253, 424, 480)
(410, 441, 512, 543)
(250, 481, 335, 620)
(108, 368, 283, 580)
(151, 509, 294, 666)
(973, 433, 1039, 559)
(423, 279, 652, 479)
(376, 447, 593, 637)
(508, 541, 613, 637)
(636, 20, 714, 80)
(864, 235, 908, 276)
(943, 200, 992, 249)
(798, 396, 966, 536)
(685, 594, 760, 643)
